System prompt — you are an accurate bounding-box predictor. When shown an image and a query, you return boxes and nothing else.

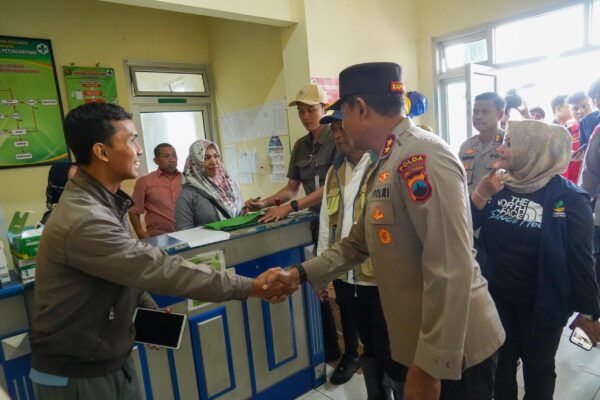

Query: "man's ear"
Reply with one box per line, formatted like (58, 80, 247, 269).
(92, 143, 109, 163)
(354, 97, 369, 119)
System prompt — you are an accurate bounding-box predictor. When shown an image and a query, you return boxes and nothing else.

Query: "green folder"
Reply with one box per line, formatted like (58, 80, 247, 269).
(203, 212, 264, 231)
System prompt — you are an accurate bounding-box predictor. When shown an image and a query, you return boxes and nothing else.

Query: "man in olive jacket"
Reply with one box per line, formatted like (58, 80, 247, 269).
(30, 103, 289, 400)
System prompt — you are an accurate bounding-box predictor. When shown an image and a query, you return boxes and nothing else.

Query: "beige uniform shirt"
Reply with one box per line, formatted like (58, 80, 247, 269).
(458, 131, 504, 193)
(303, 119, 505, 380)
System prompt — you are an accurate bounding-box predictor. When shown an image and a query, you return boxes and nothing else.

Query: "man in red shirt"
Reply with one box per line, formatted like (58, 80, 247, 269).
(129, 143, 182, 238)
(562, 92, 594, 184)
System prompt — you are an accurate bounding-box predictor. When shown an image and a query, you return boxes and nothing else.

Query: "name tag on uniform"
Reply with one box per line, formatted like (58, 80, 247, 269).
(371, 185, 391, 200)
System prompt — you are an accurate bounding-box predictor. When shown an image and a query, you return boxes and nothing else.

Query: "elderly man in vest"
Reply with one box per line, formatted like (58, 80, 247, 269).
(317, 107, 406, 398)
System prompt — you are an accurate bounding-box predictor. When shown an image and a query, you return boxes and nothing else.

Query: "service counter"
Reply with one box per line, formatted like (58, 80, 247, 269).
(0, 212, 325, 400)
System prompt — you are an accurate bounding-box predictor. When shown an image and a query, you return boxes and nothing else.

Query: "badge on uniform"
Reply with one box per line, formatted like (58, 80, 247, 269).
(495, 134, 502, 143)
(381, 135, 395, 158)
(397, 154, 433, 202)
(378, 228, 392, 245)
(378, 170, 391, 183)
(464, 147, 475, 155)
(372, 206, 384, 221)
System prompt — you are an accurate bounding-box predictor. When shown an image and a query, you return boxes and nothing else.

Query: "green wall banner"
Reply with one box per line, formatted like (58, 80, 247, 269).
(63, 66, 117, 109)
(0, 36, 68, 168)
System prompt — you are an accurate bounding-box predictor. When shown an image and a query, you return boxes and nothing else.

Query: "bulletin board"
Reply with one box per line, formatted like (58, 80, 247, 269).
(0, 35, 68, 168)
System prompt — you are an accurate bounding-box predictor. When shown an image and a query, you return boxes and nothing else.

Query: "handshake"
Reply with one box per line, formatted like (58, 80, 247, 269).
(250, 267, 302, 303)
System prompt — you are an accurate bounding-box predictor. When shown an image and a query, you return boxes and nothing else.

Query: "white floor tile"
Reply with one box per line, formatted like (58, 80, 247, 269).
(295, 390, 320, 400)
(316, 364, 367, 400)
(297, 391, 333, 400)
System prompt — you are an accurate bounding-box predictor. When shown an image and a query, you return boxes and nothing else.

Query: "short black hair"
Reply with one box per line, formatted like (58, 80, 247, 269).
(474, 92, 505, 112)
(64, 103, 132, 165)
(551, 95, 568, 113)
(341, 93, 404, 117)
(568, 91, 589, 105)
(154, 143, 174, 158)
(529, 106, 546, 119)
(588, 79, 600, 99)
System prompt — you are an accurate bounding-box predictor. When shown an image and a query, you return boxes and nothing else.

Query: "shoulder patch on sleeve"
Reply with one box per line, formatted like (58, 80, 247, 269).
(397, 154, 433, 202)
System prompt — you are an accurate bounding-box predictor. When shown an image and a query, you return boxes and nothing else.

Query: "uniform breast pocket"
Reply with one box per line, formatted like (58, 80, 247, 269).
(368, 201, 396, 247)
(326, 188, 341, 216)
(296, 158, 314, 181)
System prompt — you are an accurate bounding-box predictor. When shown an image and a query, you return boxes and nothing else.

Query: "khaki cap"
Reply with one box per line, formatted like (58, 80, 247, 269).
(288, 84, 328, 106)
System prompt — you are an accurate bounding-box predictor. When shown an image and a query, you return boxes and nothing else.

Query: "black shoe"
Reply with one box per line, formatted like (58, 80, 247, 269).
(325, 348, 342, 362)
(330, 354, 360, 385)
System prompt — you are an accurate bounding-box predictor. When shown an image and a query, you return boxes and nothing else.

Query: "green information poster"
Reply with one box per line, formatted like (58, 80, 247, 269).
(0, 36, 68, 168)
(63, 66, 117, 109)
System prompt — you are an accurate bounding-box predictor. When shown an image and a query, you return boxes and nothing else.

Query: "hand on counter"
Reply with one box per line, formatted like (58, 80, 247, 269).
(251, 267, 298, 303)
(244, 197, 265, 212)
(258, 204, 292, 223)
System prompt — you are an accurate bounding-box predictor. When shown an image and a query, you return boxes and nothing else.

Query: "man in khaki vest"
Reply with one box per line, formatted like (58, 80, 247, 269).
(265, 62, 505, 400)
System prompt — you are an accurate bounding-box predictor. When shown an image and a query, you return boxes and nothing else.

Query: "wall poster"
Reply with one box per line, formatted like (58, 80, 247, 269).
(63, 66, 117, 110)
(0, 36, 68, 168)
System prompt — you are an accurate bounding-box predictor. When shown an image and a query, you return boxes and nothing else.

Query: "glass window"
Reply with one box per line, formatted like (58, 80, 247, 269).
(445, 81, 468, 155)
(495, 5, 584, 63)
(139, 111, 207, 172)
(592, 1, 600, 45)
(444, 39, 488, 69)
(132, 69, 208, 96)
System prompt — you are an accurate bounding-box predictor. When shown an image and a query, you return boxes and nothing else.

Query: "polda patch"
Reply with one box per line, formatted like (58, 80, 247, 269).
(397, 154, 433, 202)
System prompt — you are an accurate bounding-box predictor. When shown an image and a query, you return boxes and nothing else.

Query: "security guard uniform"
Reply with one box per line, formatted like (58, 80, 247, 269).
(458, 131, 504, 193)
(304, 118, 505, 383)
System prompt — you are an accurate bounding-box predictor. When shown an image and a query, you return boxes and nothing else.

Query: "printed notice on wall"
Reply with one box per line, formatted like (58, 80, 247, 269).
(268, 135, 287, 182)
(220, 100, 288, 144)
(0, 36, 68, 168)
(63, 66, 118, 110)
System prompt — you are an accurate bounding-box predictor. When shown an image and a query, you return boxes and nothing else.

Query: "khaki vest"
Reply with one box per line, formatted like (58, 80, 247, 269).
(325, 155, 376, 283)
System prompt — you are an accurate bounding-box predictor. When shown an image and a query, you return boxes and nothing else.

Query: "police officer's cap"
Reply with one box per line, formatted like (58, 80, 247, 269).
(319, 108, 344, 124)
(329, 62, 404, 110)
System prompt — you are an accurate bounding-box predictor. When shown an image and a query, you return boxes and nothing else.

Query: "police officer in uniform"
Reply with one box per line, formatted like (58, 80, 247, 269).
(458, 92, 505, 193)
(266, 63, 505, 400)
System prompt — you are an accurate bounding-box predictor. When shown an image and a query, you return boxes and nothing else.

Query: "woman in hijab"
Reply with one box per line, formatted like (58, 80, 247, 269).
(175, 140, 243, 230)
(40, 162, 78, 225)
(472, 120, 600, 400)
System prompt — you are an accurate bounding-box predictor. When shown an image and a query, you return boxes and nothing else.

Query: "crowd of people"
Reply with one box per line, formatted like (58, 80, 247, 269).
(30, 64, 600, 400)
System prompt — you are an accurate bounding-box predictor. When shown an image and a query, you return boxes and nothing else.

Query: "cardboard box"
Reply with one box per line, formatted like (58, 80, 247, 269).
(12, 255, 36, 284)
(7, 211, 43, 259)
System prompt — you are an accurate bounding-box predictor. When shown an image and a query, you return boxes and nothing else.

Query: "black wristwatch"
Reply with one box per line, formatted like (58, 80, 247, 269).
(292, 264, 307, 284)
(290, 199, 300, 212)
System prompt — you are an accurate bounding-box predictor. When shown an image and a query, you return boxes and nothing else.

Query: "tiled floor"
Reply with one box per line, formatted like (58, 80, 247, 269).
(297, 322, 600, 399)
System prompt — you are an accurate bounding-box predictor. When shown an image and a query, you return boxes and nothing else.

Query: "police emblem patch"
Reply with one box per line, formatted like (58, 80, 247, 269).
(381, 135, 395, 158)
(464, 148, 475, 155)
(378, 228, 392, 244)
(397, 154, 433, 202)
(378, 170, 391, 183)
(372, 206, 384, 221)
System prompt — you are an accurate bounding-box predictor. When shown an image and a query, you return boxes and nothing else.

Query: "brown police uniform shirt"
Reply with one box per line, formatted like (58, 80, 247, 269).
(458, 131, 504, 193)
(302, 118, 505, 380)
(287, 125, 336, 208)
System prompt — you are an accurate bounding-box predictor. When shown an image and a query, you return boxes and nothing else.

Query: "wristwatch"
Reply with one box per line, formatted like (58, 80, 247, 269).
(292, 264, 307, 284)
(290, 199, 300, 212)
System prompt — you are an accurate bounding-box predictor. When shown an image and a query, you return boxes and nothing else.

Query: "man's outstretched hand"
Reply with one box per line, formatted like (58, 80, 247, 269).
(251, 267, 301, 303)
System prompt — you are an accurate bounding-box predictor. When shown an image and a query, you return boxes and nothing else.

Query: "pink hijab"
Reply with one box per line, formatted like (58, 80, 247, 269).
(182, 140, 243, 219)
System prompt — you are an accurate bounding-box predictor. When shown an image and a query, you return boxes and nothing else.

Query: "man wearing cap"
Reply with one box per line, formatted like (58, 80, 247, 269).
(265, 63, 505, 400)
(245, 83, 341, 361)
(318, 108, 407, 397)
(458, 92, 505, 194)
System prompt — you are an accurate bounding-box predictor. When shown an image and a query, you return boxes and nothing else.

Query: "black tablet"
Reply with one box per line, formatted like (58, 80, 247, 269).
(133, 308, 187, 350)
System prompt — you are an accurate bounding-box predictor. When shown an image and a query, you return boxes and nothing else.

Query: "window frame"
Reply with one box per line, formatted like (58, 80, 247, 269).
(433, 0, 600, 142)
